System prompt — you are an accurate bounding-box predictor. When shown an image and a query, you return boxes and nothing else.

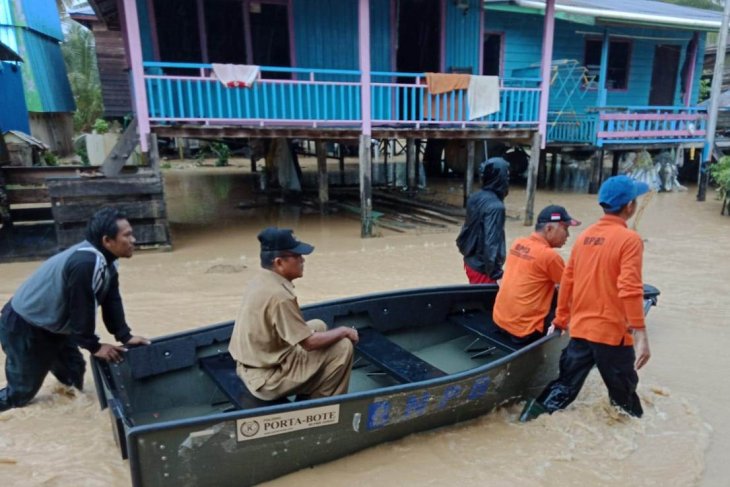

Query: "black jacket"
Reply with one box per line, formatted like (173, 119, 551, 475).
(456, 158, 509, 280)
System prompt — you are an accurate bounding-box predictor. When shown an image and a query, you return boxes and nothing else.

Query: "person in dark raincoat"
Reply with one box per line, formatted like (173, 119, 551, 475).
(456, 157, 510, 284)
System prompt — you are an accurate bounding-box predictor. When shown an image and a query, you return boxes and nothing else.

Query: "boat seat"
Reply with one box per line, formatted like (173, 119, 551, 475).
(449, 312, 519, 353)
(199, 353, 288, 409)
(355, 328, 447, 383)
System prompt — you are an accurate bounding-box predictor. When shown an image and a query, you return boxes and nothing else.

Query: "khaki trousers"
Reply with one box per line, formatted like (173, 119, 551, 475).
(238, 319, 354, 400)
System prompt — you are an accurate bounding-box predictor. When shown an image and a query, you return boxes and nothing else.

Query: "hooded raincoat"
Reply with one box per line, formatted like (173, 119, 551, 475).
(456, 157, 509, 281)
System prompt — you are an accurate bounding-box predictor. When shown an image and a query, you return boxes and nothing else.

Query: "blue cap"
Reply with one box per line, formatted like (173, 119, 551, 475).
(598, 176, 650, 212)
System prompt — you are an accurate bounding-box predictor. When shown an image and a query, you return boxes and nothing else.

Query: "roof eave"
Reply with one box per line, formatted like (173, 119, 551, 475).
(510, 0, 722, 31)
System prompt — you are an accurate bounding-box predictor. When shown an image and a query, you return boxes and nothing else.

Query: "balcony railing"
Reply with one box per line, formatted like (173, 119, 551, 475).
(595, 106, 707, 146)
(547, 113, 597, 145)
(142, 62, 541, 130)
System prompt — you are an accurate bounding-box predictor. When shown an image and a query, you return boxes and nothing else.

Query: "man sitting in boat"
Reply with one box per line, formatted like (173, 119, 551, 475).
(229, 227, 359, 401)
(492, 205, 580, 344)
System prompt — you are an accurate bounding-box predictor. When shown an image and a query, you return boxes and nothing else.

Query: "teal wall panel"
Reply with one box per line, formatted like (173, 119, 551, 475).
(292, 0, 390, 72)
(0, 61, 30, 132)
(137, 0, 156, 61)
(485, 9, 701, 112)
(445, 0, 481, 74)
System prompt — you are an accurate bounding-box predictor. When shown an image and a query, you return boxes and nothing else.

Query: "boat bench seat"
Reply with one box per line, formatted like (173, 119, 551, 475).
(199, 353, 288, 409)
(449, 313, 519, 353)
(355, 327, 447, 383)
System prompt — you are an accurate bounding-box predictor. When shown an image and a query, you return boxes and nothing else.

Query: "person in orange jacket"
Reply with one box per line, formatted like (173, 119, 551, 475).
(492, 205, 580, 344)
(520, 176, 651, 421)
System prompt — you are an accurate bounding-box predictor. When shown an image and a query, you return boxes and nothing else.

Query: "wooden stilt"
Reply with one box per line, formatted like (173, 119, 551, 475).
(316, 141, 329, 210)
(383, 139, 389, 187)
(537, 147, 548, 189)
(359, 134, 373, 237)
(339, 144, 346, 185)
(612, 150, 620, 176)
(588, 149, 604, 194)
(149, 134, 160, 173)
(548, 152, 557, 189)
(464, 140, 475, 208)
(406, 138, 416, 191)
(523, 132, 541, 226)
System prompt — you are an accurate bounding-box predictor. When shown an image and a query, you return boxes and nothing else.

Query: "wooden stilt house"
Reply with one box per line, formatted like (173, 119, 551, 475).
(82, 0, 722, 235)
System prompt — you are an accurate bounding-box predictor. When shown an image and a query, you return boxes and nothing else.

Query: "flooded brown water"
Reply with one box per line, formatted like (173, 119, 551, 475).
(1, 166, 729, 486)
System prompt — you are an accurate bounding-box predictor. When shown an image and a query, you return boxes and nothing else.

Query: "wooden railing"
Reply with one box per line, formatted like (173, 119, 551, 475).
(143, 62, 541, 129)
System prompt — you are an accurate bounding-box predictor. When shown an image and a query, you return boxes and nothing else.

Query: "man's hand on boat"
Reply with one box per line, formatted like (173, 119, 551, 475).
(93, 336, 151, 363)
(632, 328, 651, 370)
(300, 326, 359, 351)
(547, 322, 563, 336)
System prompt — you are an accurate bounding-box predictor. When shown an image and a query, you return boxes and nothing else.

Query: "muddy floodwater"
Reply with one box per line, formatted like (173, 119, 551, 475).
(1, 167, 729, 487)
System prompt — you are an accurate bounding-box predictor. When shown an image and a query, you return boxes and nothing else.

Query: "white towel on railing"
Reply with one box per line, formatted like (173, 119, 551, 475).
(211, 64, 260, 88)
(467, 75, 500, 120)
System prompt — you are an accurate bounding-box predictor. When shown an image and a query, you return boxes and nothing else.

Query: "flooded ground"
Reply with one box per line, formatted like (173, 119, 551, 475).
(1, 165, 728, 486)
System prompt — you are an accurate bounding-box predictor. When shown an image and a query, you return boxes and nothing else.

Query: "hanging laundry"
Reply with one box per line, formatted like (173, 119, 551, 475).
(211, 64, 260, 88)
(425, 73, 471, 94)
(467, 76, 500, 120)
(423, 73, 471, 121)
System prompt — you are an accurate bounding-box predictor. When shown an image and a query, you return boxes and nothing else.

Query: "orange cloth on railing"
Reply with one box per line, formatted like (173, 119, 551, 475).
(425, 73, 471, 94)
(422, 73, 471, 121)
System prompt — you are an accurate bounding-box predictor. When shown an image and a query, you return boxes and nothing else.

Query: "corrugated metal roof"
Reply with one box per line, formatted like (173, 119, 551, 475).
(0, 0, 64, 41)
(485, 0, 723, 30)
(1, 25, 75, 113)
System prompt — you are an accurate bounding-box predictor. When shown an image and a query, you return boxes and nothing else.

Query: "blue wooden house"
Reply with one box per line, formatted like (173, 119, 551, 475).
(84, 0, 721, 233)
(0, 0, 76, 155)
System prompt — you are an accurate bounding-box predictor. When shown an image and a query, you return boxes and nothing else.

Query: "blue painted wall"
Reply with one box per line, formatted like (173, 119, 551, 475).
(136, 0, 156, 61)
(485, 9, 706, 113)
(0, 61, 30, 132)
(444, 0, 481, 74)
(292, 0, 390, 72)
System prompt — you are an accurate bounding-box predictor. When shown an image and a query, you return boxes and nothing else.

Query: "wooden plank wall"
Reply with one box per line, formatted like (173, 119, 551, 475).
(92, 23, 132, 118)
(47, 175, 171, 249)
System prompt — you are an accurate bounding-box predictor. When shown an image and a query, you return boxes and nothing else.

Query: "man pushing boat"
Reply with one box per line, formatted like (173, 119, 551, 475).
(229, 227, 359, 401)
(0, 208, 150, 411)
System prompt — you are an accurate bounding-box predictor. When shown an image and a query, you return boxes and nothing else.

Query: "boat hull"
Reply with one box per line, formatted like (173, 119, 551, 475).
(92, 284, 659, 486)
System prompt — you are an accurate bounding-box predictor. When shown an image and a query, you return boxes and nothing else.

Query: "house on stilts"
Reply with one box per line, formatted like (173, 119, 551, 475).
(25, 0, 724, 243)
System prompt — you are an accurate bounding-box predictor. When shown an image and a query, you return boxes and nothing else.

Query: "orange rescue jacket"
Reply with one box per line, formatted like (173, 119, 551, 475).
(493, 233, 564, 337)
(553, 215, 645, 346)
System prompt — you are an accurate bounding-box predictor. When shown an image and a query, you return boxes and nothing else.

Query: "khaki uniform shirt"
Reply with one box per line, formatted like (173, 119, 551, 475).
(229, 270, 314, 380)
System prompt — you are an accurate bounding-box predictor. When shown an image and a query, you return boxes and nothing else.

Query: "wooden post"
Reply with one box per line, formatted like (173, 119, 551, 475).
(0, 167, 12, 227)
(415, 139, 421, 187)
(700, 0, 730, 201)
(338, 144, 346, 185)
(316, 140, 329, 209)
(537, 147, 548, 189)
(548, 152, 558, 189)
(359, 134, 373, 237)
(588, 149, 604, 194)
(406, 138, 416, 190)
(524, 132, 541, 226)
(612, 150, 621, 176)
(464, 140, 475, 208)
(176, 137, 184, 160)
(383, 139, 389, 187)
(149, 134, 160, 173)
